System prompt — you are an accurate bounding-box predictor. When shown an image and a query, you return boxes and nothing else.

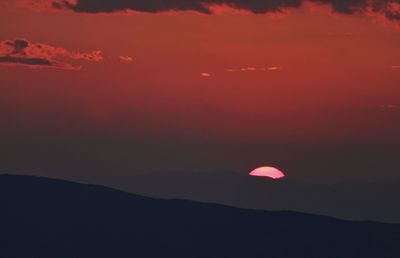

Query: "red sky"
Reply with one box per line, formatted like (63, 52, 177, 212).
(1, 0, 400, 181)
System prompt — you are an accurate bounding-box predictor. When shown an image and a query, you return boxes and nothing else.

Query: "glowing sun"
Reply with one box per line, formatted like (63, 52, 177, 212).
(249, 167, 285, 179)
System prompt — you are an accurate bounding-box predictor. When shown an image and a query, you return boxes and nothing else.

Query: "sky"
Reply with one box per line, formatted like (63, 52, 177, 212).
(1, 0, 400, 182)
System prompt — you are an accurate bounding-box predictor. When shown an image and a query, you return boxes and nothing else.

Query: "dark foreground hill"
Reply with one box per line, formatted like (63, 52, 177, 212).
(1, 174, 399, 258)
(83, 171, 400, 223)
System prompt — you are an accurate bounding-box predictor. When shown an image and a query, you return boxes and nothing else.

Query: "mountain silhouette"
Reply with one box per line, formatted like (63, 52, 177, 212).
(1, 174, 399, 258)
(81, 171, 400, 223)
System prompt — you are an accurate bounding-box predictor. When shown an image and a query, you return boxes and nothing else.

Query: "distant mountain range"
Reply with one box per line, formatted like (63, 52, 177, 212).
(1, 174, 400, 258)
(74, 171, 400, 223)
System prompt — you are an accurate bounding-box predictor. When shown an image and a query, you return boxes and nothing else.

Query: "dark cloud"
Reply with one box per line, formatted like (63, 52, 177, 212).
(311, 0, 368, 14)
(8, 39, 30, 53)
(0, 38, 103, 69)
(51, 0, 301, 14)
(312, 0, 400, 20)
(50, 0, 400, 20)
(0, 56, 52, 66)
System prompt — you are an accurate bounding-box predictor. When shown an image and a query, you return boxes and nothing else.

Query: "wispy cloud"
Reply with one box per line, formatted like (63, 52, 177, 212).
(267, 66, 282, 71)
(225, 66, 282, 73)
(0, 38, 103, 70)
(17, 0, 400, 22)
(119, 55, 134, 62)
(379, 104, 399, 110)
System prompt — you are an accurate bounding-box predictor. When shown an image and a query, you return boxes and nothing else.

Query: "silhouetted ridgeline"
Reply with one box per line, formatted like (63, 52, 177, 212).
(83, 171, 400, 223)
(1, 174, 399, 258)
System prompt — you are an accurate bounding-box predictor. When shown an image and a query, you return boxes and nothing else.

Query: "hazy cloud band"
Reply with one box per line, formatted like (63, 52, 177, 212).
(51, 0, 400, 20)
(0, 39, 103, 69)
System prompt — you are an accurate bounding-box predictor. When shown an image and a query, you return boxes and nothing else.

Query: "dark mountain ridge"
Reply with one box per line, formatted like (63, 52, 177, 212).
(78, 171, 400, 223)
(1, 174, 400, 258)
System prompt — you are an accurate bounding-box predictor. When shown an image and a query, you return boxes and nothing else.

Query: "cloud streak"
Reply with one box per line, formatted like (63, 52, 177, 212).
(45, 0, 400, 21)
(380, 104, 399, 109)
(0, 38, 103, 69)
(119, 55, 134, 62)
(226, 66, 282, 72)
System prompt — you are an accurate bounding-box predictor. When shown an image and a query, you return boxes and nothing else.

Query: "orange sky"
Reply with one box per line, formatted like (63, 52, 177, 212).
(1, 1, 400, 180)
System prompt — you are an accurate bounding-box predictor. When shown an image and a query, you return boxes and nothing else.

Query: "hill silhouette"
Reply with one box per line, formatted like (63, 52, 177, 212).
(1, 174, 400, 258)
(82, 171, 400, 223)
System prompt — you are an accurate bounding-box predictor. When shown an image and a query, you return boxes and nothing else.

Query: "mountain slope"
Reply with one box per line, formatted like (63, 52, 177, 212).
(1, 174, 399, 258)
(82, 171, 400, 222)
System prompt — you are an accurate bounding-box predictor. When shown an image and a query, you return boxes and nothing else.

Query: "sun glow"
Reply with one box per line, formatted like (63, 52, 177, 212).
(249, 167, 285, 179)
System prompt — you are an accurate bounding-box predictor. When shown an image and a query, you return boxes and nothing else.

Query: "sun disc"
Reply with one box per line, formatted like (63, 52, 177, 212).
(249, 166, 285, 179)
